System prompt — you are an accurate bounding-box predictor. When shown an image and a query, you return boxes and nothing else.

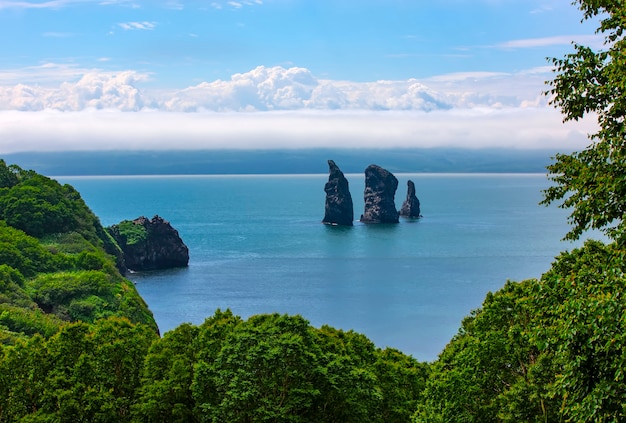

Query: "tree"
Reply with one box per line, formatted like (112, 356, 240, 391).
(537, 241, 626, 422)
(374, 348, 429, 423)
(135, 323, 201, 423)
(542, 0, 626, 244)
(413, 240, 626, 422)
(414, 279, 558, 423)
(0, 159, 19, 189)
(0, 335, 51, 421)
(198, 313, 324, 423)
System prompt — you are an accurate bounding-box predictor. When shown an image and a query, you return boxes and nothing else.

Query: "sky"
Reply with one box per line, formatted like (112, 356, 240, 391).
(0, 0, 604, 153)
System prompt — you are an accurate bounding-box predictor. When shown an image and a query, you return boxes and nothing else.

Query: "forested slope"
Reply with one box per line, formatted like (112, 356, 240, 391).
(0, 159, 156, 343)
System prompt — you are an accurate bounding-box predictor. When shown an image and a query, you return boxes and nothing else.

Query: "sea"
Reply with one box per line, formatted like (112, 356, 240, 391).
(56, 173, 596, 362)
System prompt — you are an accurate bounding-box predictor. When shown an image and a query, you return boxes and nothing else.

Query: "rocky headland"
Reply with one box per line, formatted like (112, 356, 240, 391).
(399, 180, 422, 218)
(360, 164, 400, 223)
(322, 160, 354, 226)
(107, 215, 189, 272)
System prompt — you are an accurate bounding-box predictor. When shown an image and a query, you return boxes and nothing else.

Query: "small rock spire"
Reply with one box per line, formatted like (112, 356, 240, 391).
(399, 180, 422, 218)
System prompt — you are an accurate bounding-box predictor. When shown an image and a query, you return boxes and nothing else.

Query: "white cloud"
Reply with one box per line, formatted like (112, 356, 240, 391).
(0, 63, 96, 86)
(165, 0, 183, 10)
(0, 0, 134, 9)
(0, 65, 553, 112)
(209, 0, 261, 10)
(0, 0, 80, 9)
(0, 108, 596, 153)
(118, 21, 156, 30)
(0, 70, 149, 111)
(162, 66, 549, 112)
(496, 34, 605, 49)
(0, 64, 598, 153)
(42, 31, 75, 37)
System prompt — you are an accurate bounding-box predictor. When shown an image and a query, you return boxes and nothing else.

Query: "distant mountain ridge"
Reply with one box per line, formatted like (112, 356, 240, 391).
(4, 148, 562, 176)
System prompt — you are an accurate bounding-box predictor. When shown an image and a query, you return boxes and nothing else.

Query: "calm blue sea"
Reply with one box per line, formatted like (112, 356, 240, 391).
(56, 173, 594, 361)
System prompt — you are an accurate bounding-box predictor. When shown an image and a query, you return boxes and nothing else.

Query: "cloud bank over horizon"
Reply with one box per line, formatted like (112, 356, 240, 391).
(0, 65, 597, 154)
(1, 65, 549, 112)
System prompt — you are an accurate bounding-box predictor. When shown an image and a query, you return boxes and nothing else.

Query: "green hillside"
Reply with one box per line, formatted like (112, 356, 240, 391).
(0, 159, 156, 343)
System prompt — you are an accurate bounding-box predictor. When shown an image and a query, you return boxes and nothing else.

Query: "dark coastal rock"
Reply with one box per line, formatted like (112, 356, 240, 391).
(108, 215, 189, 272)
(322, 160, 354, 226)
(360, 164, 399, 223)
(399, 180, 422, 218)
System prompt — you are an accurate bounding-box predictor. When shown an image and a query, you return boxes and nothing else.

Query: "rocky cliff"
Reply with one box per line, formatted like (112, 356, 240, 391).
(322, 160, 354, 226)
(399, 180, 422, 218)
(360, 164, 399, 223)
(108, 215, 189, 272)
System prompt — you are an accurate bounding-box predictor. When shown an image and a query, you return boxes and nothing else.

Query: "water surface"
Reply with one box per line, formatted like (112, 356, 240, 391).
(58, 173, 590, 361)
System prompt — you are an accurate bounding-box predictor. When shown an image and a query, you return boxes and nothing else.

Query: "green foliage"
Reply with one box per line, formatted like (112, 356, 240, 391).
(0, 305, 63, 340)
(314, 325, 384, 422)
(0, 161, 156, 338)
(539, 241, 626, 422)
(0, 160, 117, 255)
(204, 313, 324, 422)
(415, 279, 555, 422)
(417, 240, 626, 422)
(375, 348, 430, 423)
(133, 310, 428, 423)
(0, 334, 51, 421)
(0, 318, 157, 422)
(542, 0, 626, 244)
(0, 159, 19, 189)
(0, 264, 31, 308)
(111, 220, 148, 246)
(0, 175, 81, 238)
(135, 322, 202, 423)
(24, 270, 157, 330)
(0, 221, 69, 278)
(0, 310, 427, 422)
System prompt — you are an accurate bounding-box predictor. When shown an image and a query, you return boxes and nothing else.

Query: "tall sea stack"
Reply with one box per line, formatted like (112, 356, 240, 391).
(360, 164, 399, 223)
(399, 180, 422, 218)
(322, 160, 354, 226)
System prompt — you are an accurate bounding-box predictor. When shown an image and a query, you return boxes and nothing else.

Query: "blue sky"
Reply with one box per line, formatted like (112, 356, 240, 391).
(0, 0, 603, 152)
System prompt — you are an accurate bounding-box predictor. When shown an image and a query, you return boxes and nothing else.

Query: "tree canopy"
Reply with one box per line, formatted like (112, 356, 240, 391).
(415, 240, 626, 422)
(543, 0, 626, 244)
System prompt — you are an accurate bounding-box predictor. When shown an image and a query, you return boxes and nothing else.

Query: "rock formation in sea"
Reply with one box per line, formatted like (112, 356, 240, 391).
(108, 215, 189, 272)
(322, 160, 354, 226)
(360, 164, 399, 223)
(399, 180, 422, 218)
